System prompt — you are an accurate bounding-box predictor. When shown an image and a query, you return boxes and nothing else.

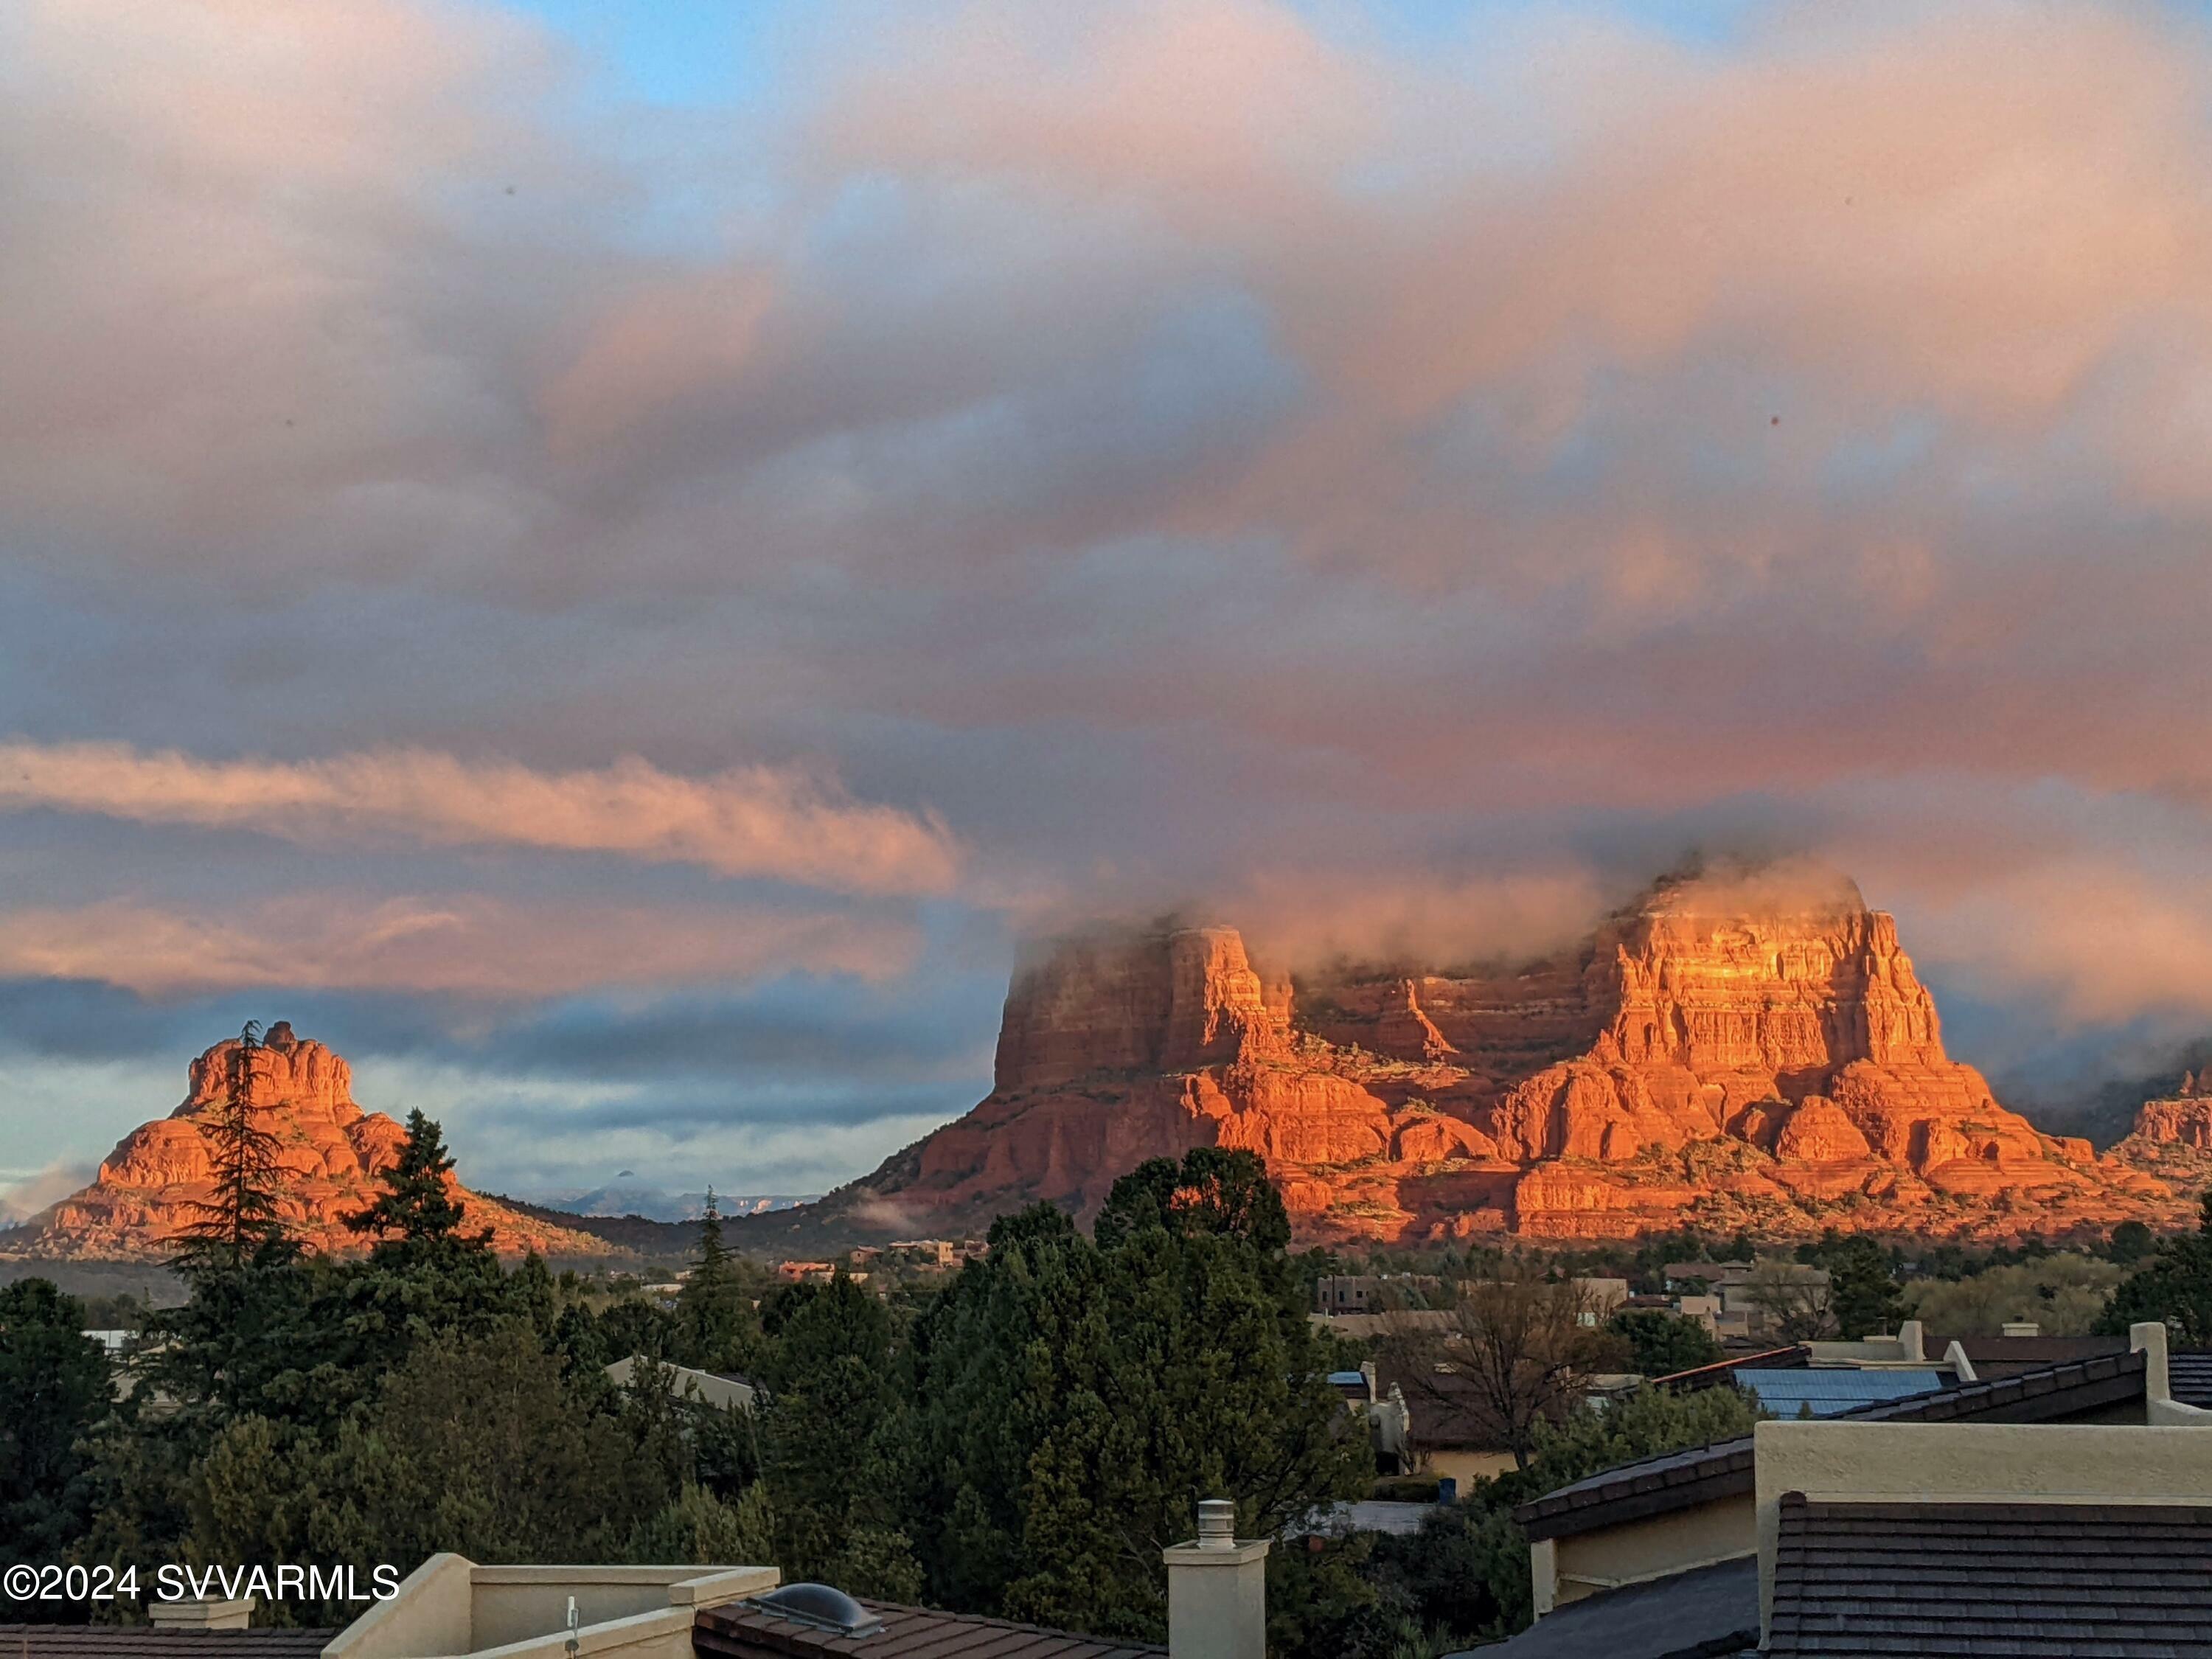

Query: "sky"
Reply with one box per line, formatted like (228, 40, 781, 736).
(5, 0, 2212, 1211)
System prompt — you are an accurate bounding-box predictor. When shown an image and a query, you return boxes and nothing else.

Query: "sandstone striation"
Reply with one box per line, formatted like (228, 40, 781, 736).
(11, 1023, 611, 1260)
(804, 874, 2199, 1245)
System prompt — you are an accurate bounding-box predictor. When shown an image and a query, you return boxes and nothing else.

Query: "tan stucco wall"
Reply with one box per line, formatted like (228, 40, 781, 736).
(1424, 1449, 1518, 1487)
(1753, 1422, 2212, 1644)
(1551, 1492, 1754, 1609)
(327, 1554, 476, 1659)
(469, 1568, 772, 1649)
(324, 1562, 777, 1659)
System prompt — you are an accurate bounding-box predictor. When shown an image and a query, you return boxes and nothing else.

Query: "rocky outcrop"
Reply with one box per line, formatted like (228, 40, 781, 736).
(2122, 1090, 2212, 1152)
(801, 875, 2197, 1245)
(13, 1023, 612, 1260)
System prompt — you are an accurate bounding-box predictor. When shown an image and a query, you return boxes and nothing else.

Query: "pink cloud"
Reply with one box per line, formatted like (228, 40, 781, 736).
(0, 741, 961, 896)
(0, 893, 917, 999)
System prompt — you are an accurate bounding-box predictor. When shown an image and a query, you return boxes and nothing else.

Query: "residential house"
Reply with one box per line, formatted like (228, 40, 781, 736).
(1466, 1323, 2212, 1658)
(1660, 1260, 1833, 1344)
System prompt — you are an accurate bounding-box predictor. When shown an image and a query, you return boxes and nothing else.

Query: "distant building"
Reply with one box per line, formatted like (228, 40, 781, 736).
(1312, 1274, 1441, 1315)
(605, 1356, 757, 1413)
(888, 1238, 959, 1267)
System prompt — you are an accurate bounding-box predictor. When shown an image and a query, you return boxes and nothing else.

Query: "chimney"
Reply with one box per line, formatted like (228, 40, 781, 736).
(2000, 1321, 2041, 1338)
(1163, 1499, 1269, 1659)
(150, 1599, 254, 1632)
(2131, 1320, 2171, 1406)
(1896, 1319, 1924, 1363)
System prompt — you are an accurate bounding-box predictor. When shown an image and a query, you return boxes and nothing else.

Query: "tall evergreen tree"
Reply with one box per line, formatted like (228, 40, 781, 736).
(757, 1273, 922, 1600)
(344, 1109, 487, 1252)
(1821, 1236, 1905, 1339)
(0, 1280, 111, 1582)
(171, 1021, 292, 1271)
(907, 1153, 1367, 1644)
(675, 1189, 760, 1372)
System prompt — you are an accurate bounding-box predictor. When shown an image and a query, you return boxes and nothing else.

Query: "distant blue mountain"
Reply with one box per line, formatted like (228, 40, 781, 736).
(528, 1183, 816, 1222)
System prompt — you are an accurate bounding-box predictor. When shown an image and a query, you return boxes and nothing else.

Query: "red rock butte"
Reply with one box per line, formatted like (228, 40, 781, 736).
(11, 1023, 610, 1260)
(820, 874, 2210, 1244)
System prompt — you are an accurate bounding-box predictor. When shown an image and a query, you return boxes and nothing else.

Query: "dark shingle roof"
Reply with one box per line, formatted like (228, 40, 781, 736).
(1767, 1493, 2212, 1656)
(0, 1630, 333, 1659)
(1444, 1557, 1759, 1659)
(2171, 1347, 2212, 1409)
(1933, 1332, 2129, 1380)
(1515, 1349, 2147, 1541)
(694, 1599, 1165, 1658)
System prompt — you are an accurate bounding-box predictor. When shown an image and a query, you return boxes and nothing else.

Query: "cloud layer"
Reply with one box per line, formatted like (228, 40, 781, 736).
(4, 0, 2211, 1192)
(0, 741, 960, 895)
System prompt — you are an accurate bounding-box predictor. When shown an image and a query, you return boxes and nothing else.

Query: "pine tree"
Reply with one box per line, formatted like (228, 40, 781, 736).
(171, 1022, 291, 1271)
(698, 1187, 729, 1276)
(344, 1109, 490, 1253)
(675, 1189, 761, 1373)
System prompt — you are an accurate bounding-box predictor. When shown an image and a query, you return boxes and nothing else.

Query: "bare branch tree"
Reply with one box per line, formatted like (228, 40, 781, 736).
(1742, 1259, 1834, 1342)
(1380, 1267, 1627, 1470)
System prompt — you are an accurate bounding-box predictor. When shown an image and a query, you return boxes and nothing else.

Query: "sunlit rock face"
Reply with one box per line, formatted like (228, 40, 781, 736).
(815, 877, 2196, 1245)
(15, 1022, 611, 1259)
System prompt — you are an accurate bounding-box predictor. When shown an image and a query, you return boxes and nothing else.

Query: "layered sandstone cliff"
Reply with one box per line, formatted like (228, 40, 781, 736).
(13, 1023, 611, 1259)
(813, 876, 2193, 1245)
(2107, 1074, 2212, 1206)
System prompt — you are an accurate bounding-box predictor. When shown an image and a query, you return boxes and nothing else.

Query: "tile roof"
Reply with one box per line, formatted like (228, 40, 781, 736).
(1515, 1348, 2147, 1542)
(2171, 1347, 2212, 1409)
(0, 1630, 334, 1659)
(694, 1598, 1164, 1659)
(1767, 1493, 2212, 1656)
(1374, 1357, 1502, 1452)
(1442, 1557, 1759, 1659)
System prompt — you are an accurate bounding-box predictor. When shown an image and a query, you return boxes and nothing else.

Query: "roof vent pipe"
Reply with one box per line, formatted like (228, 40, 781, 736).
(1196, 1498, 1237, 1549)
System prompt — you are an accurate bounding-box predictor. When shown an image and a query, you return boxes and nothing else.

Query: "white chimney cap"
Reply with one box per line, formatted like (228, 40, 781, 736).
(2001, 1321, 2041, 1338)
(1196, 1498, 1237, 1549)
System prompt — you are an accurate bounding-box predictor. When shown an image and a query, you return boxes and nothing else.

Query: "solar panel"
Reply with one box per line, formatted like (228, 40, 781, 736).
(1733, 1368, 1945, 1418)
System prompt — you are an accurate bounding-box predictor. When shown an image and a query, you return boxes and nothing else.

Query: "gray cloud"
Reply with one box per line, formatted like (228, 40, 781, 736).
(5, 0, 2212, 1191)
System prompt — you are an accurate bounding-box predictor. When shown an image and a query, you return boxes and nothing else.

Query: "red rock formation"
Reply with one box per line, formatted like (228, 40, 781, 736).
(2123, 1092, 2212, 1151)
(14, 1023, 611, 1260)
(813, 877, 2195, 1245)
